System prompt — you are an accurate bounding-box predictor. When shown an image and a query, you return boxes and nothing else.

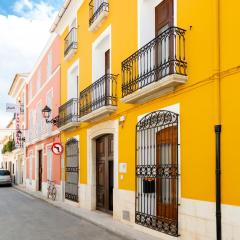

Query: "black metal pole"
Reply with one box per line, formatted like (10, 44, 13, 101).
(215, 124, 222, 240)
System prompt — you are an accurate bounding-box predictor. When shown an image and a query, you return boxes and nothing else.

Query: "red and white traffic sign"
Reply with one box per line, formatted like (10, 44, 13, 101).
(51, 143, 64, 155)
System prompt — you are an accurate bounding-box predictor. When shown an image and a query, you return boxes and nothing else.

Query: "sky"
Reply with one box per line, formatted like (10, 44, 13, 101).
(0, 0, 64, 131)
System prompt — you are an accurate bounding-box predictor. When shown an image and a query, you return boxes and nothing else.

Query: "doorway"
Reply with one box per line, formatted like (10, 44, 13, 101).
(65, 139, 79, 202)
(96, 134, 114, 213)
(155, 0, 174, 75)
(38, 150, 43, 191)
(156, 126, 177, 223)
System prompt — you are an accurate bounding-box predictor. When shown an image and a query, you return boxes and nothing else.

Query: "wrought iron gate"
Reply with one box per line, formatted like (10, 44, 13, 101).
(65, 139, 79, 202)
(136, 110, 179, 237)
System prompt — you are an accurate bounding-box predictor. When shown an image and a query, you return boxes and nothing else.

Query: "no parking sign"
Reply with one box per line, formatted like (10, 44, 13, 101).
(51, 143, 64, 155)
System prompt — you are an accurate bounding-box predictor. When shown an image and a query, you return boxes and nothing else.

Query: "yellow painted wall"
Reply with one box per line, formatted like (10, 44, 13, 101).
(59, 0, 240, 206)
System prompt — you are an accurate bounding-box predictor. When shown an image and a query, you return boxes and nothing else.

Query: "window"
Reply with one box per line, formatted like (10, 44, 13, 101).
(36, 103, 42, 137)
(29, 153, 33, 183)
(67, 64, 78, 100)
(47, 147, 52, 181)
(47, 51, 52, 79)
(0, 170, 10, 176)
(29, 111, 33, 140)
(37, 69, 41, 91)
(29, 81, 32, 100)
(46, 90, 53, 132)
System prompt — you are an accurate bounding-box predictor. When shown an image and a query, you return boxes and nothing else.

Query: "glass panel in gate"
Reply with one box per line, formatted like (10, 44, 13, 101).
(65, 139, 79, 202)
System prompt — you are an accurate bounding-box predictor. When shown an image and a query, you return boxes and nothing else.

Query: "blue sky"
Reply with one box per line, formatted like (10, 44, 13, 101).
(0, 0, 63, 16)
(0, 0, 64, 131)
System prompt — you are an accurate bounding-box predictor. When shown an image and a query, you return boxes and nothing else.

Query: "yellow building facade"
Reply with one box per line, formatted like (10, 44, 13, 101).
(51, 0, 240, 239)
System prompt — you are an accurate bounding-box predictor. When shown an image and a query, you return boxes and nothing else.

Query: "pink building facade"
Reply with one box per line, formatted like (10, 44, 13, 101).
(25, 34, 62, 200)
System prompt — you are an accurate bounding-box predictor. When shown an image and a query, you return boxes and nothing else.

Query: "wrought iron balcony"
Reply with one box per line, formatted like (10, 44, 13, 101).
(89, 0, 109, 31)
(122, 27, 187, 104)
(58, 98, 80, 130)
(64, 27, 77, 59)
(79, 74, 117, 122)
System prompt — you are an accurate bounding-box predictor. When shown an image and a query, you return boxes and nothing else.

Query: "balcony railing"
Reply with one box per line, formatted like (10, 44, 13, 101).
(89, 0, 109, 28)
(122, 27, 187, 98)
(58, 98, 79, 128)
(64, 27, 77, 57)
(79, 74, 117, 118)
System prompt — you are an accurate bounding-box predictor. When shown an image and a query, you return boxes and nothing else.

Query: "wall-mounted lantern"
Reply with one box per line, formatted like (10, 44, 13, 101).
(42, 105, 59, 126)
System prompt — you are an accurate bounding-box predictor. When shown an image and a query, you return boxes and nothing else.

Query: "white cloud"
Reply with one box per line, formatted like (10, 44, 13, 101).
(13, 0, 33, 13)
(13, 0, 56, 21)
(0, 2, 58, 128)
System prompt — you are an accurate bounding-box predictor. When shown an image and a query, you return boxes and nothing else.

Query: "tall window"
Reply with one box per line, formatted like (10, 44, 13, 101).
(36, 102, 42, 137)
(29, 153, 33, 184)
(29, 111, 33, 140)
(47, 147, 52, 181)
(67, 64, 78, 100)
(37, 69, 41, 91)
(29, 81, 32, 100)
(47, 51, 52, 79)
(46, 90, 53, 132)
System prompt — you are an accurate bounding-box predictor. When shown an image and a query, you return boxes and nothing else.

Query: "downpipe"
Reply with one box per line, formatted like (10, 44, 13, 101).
(215, 0, 222, 239)
(215, 125, 222, 240)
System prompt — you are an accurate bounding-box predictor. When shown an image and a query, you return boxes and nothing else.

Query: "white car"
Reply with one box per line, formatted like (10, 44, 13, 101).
(0, 170, 12, 186)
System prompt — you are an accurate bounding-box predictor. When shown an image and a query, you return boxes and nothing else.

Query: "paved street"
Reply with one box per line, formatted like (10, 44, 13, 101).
(0, 187, 126, 240)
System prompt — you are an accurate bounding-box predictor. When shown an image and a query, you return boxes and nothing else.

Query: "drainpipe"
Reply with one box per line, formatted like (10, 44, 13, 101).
(215, 0, 222, 239)
(215, 124, 221, 240)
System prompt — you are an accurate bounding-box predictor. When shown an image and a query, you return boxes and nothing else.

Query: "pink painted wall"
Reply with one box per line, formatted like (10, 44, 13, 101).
(26, 35, 61, 186)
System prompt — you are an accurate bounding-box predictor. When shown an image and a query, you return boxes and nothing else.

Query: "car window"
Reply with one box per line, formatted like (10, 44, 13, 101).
(0, 170, 10, 176)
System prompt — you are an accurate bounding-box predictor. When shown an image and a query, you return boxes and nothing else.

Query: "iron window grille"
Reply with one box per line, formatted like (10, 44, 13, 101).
(122, 27, 187, 98)
(89, 0, 109, 27)
(64, 27, 77, 57)
(79, 74, 117, 118)
(58, 98, 79, 128)
(136, 110, 179, 237)
(65, 138, 79, 202)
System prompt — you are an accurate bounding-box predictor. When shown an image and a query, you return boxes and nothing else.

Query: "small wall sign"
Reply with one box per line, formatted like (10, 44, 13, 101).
(119, 163, 127, 173)
(51, 143, 64, 155)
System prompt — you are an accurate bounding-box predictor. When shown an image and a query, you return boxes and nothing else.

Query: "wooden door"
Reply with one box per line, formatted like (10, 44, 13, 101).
(156, 126, 177, 221)
(38, 150, 43, 191)
(155, 0, 173, 35)
(96, 134, 114, 213)
(105, 49, 110, 74)
(104, 49, 110, 105)
(155, 0, 174, 74)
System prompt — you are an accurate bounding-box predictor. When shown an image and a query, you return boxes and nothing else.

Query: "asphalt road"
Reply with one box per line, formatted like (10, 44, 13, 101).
(0, 187, 125, 240)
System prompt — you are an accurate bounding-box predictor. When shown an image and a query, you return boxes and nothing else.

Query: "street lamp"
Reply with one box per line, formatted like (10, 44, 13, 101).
(17, 130, 25, 145)
(42, 105, 59, 126)
(42, 105, 51, 119)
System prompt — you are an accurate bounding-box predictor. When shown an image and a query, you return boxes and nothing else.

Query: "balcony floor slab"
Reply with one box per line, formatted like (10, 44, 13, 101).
(80, 105, 117, 122)
(121, 74, 188, 104)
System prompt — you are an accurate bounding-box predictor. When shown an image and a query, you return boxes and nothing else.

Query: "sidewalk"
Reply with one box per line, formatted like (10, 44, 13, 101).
(14, 185, 162, 240)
